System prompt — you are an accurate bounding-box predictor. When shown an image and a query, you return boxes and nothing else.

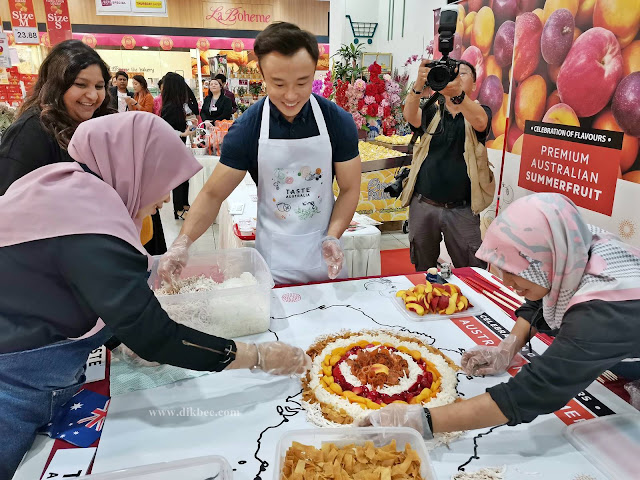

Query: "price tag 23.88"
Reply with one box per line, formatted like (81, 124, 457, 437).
(13, 26, 39, 44)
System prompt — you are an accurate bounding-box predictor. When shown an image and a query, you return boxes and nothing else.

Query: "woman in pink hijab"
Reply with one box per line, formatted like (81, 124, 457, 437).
(0, 112, 310, 478)
(360, 193, 640, 440)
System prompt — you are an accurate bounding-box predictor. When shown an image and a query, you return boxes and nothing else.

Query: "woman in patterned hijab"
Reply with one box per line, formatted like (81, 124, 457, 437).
(363, 193, 640, 437)
(476, 193, 640, 331)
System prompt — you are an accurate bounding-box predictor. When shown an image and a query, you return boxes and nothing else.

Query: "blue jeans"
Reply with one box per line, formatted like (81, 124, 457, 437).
(0, 328, 111, 480)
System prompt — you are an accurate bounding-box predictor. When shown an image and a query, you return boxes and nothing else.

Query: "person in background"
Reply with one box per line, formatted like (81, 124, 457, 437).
(126, 75, 154, 113)
(185, 79, 199, 119)
(153, 77, 163, 115)
(401, 59, 494, 271)
(160, 72, 196, 220)
(0, 113, 311, 479)
(108, 70, 134, 113)
(215, 73, 237, 114)
(363, 193, 640, 441)
(0, 39, 112, 195)
(200, 77, 233, 124)
(110, 75, 118, 87)
(158, 22, 361, 286)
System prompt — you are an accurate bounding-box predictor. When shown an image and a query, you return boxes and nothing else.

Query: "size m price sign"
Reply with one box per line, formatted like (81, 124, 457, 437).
(13, 27, 39, 44)
(9, 0, 39, 45)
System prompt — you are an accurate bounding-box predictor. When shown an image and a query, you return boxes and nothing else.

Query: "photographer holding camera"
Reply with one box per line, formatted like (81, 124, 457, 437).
(399, 54, 495, 271)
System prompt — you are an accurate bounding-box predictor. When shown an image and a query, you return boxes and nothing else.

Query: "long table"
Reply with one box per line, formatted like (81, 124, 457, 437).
(12, 269, 632, 479)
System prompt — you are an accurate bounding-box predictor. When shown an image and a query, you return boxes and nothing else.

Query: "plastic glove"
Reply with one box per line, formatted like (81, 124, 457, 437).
(625, 380, 640, 410)
(360, 404, 433, 440)
(461, 333, 519, 376)
(254, 342, 312, 376)
(321, 236, 344, 280)
(157, 234, 193, 288)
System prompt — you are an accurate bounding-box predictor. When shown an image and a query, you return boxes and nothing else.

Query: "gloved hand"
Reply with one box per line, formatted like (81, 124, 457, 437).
(360, 404, 433, 440)
(321, 236, 344, 280)
(254, 342, 312, 376)
(461, 333, 520, 376)
(624, 380, 640, 410)
(157, 234, 193, 287)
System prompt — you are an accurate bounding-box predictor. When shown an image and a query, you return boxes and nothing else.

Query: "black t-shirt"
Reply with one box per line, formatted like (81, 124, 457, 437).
(0, 108, 72, 195)
(414, 104, 492, 203)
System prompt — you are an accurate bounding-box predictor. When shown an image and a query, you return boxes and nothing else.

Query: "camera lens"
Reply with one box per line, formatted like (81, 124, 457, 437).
(427, 66, 451, 91)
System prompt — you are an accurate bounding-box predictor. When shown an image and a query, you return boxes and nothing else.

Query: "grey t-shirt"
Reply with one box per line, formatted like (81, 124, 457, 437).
(488, 298, 640, 425)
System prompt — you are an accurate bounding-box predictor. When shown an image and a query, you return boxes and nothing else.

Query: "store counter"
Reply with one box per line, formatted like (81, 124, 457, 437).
(218, 173, 382, 277)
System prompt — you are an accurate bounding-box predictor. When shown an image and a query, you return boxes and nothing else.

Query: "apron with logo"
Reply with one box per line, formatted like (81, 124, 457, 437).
(255, 96, 346, 285)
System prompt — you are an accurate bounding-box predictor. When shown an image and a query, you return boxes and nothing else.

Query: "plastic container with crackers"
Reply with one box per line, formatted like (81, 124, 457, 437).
(274, 427, 436, 480)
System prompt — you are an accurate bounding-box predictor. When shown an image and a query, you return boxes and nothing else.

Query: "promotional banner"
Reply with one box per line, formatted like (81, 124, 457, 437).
(433, 0, 519, 231)
(9, 0, 38, 44)
(518, 120, 623, 215)
(496, 0, 640, 246)
(44, 0, 72, 46)
(95, 0, 167, 17)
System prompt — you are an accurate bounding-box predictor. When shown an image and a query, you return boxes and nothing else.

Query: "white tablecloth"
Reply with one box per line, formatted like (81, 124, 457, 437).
(218, 173, 381, 278)
(13, 270, 634, 480)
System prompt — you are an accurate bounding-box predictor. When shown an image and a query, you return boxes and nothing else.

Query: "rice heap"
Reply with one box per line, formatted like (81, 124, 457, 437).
(155, 273, 270, 338)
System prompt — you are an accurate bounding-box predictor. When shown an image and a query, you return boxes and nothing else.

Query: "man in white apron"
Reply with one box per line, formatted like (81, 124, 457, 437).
(158, 22, 361, 285)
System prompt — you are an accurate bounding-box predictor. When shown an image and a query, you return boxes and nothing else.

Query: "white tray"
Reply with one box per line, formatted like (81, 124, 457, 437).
(565, 413, 640, 480)
(389, 291, 482, 321)
(274, 427, 436, 480)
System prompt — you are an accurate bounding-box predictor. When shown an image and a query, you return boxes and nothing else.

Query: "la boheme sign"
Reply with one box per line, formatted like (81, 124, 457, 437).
(518, 121, 624, 216)
(203, 1, 273, 29)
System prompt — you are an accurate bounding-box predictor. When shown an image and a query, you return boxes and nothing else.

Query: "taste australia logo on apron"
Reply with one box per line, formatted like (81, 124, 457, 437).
(256, 95, 343, 285)
(272, 165, 324, 221)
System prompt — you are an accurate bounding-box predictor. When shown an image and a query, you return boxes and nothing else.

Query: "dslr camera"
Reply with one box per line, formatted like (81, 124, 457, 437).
(424, 8, 460, 91)
(384, 167, 410, 198)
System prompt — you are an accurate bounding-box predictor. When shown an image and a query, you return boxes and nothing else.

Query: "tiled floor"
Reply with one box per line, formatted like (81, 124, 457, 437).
(159, 203, 409, 252)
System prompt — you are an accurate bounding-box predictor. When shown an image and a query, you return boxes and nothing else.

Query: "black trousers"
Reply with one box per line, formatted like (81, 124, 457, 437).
(172, 181, 190, 212)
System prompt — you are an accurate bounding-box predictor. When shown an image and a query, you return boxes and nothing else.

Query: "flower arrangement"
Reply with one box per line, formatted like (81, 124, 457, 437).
(321, 70, 334, 100)
(312, 79, 323, 96)
(330, 62, 405, 136)
(248, 80, 263, 97)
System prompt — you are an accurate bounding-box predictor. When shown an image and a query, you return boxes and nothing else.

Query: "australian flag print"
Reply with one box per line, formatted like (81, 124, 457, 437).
(49, 389, 111, 447)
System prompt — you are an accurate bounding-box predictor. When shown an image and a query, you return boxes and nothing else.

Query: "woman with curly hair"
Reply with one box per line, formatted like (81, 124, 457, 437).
(0, 40, 112, 195)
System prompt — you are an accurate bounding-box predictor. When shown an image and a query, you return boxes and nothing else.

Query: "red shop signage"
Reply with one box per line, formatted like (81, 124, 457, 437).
(44, 0, 72, 46)
(518, 121, 624, 216)
(9, 0, 39, 44)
